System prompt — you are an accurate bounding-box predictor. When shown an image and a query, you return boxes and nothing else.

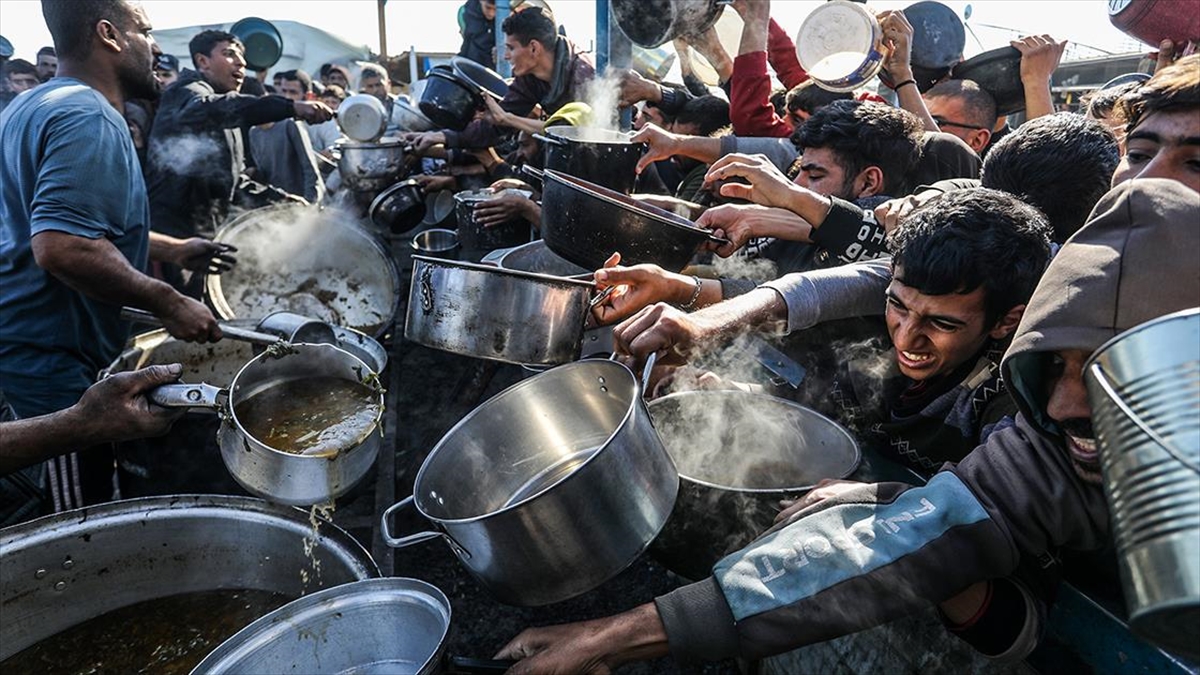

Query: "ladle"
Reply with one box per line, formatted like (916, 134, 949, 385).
(121, 307, 285, 347)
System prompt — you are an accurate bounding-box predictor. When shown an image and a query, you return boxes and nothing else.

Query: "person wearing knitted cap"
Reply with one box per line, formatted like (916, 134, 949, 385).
(497, 179, 1200, 672)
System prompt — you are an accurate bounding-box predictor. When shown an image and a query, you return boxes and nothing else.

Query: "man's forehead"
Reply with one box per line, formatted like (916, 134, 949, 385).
(1130, 109, 1200, 145)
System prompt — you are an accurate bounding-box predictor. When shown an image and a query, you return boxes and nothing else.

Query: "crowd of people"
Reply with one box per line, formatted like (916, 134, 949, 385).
(1, 0, 1198, 671)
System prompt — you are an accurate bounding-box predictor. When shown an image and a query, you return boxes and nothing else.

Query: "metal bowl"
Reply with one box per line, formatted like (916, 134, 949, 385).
(411, 228, 460, 259)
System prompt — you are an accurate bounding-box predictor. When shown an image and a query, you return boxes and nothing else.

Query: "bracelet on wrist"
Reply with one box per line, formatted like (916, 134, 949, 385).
(679, 275, 703, 310)
(892, 79, 917, 91)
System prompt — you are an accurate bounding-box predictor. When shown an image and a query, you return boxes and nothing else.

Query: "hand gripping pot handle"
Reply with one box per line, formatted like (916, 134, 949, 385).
(381, 496, 473, 558)
(148, 382, 226, 409)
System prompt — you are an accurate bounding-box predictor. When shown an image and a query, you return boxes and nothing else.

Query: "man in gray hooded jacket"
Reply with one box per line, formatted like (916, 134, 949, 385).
(496, 178, 1200, 671)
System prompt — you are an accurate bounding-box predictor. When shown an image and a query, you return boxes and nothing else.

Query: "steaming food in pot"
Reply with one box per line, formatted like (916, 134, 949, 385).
(234, 376, 381, 457)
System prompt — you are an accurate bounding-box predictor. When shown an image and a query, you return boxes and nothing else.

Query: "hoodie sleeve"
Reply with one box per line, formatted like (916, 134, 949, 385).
(173, 80, 295, 129)
(654, 415, 1108, 661)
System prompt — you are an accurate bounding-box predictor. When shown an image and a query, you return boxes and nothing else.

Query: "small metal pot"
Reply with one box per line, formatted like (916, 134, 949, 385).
(382, 359, 678, 606)
(392, 98, 437, 132)
(451, 55, 509, 101)
(337, 93, 389, 143)
(419, 67, 482, 131)
(151, 344, 384, 506)
(454, 188, 533, 253)
(412, 228, 461, 259)
(371, 178, 427, 233)
(404, 255, 598, 365)
(535, 126, 643, 195)
(338, 138, 408, 193)
(610, 0, 728, 48)
(540, 169, 727, 272)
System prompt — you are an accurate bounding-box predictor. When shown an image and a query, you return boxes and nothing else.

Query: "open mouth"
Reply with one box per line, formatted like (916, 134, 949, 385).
(897, 350, 935, 369)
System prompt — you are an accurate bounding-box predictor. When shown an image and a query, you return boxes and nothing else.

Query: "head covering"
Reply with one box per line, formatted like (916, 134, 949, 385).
(543, 101, 592, 128)
(155, 53, 180, 73)
(1002, 178, 1200, 438)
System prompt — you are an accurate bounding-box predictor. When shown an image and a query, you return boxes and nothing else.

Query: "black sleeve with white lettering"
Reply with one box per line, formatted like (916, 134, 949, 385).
(810, 197, 889, 267)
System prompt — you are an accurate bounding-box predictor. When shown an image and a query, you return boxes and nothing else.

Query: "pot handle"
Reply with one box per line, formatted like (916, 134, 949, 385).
(705, 233, 731, 246)
(520, 164, 544, 181)
(381, 496, 464, 554)
(641, 351, 658, 396)
(148, 383, 225, 410)
(447, 656, 518, 674)
(531, 132, 567, 147)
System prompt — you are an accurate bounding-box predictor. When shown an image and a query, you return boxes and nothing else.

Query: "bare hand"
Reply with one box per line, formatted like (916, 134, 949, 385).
(293, 100, 335, 124)
(413, 173, 455, 194)
(76, 364, 187, 442)
(495, 603, 668, 675)
(169, 237, 238, 274)
(872, 188, 943, 233)
(730, 0, 770, 23)
(483, 96, 513, 127)
(474, 192, 532, 227)
(630, 123, 681, 174)
(705, 153, 798, 209)
(490, 178, 534, 192)
(695, 203, 814, 256)
(405, 131, 445, 155)
(775, 478, 863, 524)
(618, 69, 661, 108)
(591, 263, 688, 326)
(878, 10, 915, 80)
(158, 295, 221, 343)
(612, 302, 710, 370)
(1011, 34, 1067, 84)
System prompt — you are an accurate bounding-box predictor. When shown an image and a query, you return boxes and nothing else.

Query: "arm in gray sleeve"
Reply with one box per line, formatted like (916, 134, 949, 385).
(759, 258, 892, 334)
(719, 135, 799, 172)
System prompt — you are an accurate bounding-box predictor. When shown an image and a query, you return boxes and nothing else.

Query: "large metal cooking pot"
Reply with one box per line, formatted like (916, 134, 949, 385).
(207, 203, 401, 338)
(0, 495, 378, 662)
(534, 125, 643, 195)
(338, 137, 409, 192)
(404, 255, 596, 366)
(154, 343, 384, 506)
(419, 66, 482, 131)
(1084, 308, 1200, 660)
(611, 0, 728, 48)
(454, 188, 534, 253)
(540, 168, 727, 272)
(382, 359, 678, 606)
(194, 578, 512, 674)
(393, 98, 438, 132)
(647, 391, 861, 580)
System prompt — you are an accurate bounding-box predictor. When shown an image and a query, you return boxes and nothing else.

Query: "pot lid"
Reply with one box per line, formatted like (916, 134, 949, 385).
(950, 45, 1025, 116)
(337, 94, 388, 143)
(903, 1, 965, 71)
(451, 56, 510, 101)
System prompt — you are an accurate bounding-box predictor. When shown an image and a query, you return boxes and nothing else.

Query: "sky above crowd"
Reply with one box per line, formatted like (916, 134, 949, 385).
(2, 0, 1148, 65)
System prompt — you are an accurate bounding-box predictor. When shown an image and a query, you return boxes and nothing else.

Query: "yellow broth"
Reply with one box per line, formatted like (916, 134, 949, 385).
(0, 588, 291, 675)
(234, 376, 380, 457)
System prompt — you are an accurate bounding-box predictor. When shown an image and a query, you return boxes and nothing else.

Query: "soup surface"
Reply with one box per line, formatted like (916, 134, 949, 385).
(234, 376, 380, 456)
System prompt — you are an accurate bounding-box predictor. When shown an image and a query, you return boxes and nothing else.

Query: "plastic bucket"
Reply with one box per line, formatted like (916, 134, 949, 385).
(1084, 307, 1200, 660)
(796, 0, 883, 93)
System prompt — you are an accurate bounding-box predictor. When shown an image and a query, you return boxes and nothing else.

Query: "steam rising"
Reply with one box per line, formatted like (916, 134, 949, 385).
(581, 69, 625, 132)
(149, 133, 226, 178)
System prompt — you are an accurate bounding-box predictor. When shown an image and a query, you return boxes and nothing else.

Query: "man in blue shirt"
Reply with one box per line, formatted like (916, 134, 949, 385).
(0, 0, 229, 520)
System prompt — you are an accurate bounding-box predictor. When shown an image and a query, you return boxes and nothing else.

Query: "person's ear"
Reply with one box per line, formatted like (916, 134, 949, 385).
(989, 303, 1026, 339)
(855, 166, 886, 198)
(96, 19, 123, 53)
(967, 128, 992, 154)
(194, 52, 209, 72)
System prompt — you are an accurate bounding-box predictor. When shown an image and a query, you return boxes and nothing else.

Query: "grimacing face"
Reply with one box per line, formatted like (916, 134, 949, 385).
(1044, 349, 1099, 484)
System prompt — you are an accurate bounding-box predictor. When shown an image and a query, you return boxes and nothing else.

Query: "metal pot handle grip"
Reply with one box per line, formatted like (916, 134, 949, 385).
(705, 233, 731, 246)
(380, 496, 446, 548)
(531, 132, 567, 147)
(641, 351, 658, 396)
(1087, 363, 1200, 474)
(148, 383, 225, 409)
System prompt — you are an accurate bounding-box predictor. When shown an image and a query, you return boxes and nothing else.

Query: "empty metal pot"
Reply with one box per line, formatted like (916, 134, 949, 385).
(404, 255, 595, 366)
(419, 66, 482, 131)
(1085, 307, 1200, 660)
(610, 0, 728, 48)
(412, 228, 461, 259)
(371, 178, 428, 233)
(454, 188, 533, 253)
(382, 359, 678, 606)
(337, 93, 389, 143)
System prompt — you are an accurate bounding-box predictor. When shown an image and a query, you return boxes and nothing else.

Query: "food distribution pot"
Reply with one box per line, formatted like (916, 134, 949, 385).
(382, 359, 679, 606)
(610, 0, 728, 48)
(535, 125, 643, 195)
(338, 138, 409, 192)
(454, 188, 533, 253)
(419, 66, 482, 131)
(152, 343, 384, 506)
(404, 255, 598, 366)
(0, 495, 378, 661)
(540, 169, 726, 272)
(647, 391, 861, 580)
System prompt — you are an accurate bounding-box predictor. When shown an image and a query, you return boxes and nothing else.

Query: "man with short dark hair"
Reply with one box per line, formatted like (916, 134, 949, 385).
(1111, 54, 1200, 193)
(4, 59, 39, 94)
(144, 29, 332, 263)
(458, 0, 498, 70)
(0, 0, 229, 520)
(250, 68, 324, 203)
(35, 45, 57, 81)
(923, 79, 997, 155)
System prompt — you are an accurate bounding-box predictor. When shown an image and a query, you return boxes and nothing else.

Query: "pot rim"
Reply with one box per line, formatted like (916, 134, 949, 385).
(544, 125, 638, 146)
(648, 390, 862, 495)
(411, 254, 596, 289)
(227, 343, 384, 460)
(410, 359, 640, 525)
(544, 168, 711, 238)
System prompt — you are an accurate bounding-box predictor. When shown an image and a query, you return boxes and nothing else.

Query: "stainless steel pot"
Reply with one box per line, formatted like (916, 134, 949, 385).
(540, 168, 727, 272)
(0, 495, 378, 661)
(610, 0, 729, 48)
(535, 126, 643, 195)
(371, 178, 427, 233)
(412, 228, 461, 259)
(207, 203, 402, 338)
(404, 255, 598, 366)
(647, 391, 861, 580)
(382, 359, 678, 606)
(153, 343, 384, 506)
(338, 138, 408, 193)
(393, 98, 438, 133)
(337, 93, 389, 142)
(454, 188, 534, 253)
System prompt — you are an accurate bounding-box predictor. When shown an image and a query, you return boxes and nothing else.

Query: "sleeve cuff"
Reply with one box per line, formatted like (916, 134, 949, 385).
(655, 576, 742, 662)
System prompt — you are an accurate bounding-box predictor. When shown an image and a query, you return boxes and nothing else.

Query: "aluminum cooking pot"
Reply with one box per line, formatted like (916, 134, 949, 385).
(382, 359, 678, 606)
(151, 343, 384, 506)
(647, 391, 861, 580)
(534, 125, 643, 195)
(419, 66, 482, 131)
(540, 168, 728, 272)
(338, 137, 409, 193)
(392, 98, 437, 132)
(193, 578, 513, 674)
(337, 93, 389, 143)
(371, 178, 427, 233)
(404, 255, 602, 366)
(207, 203, 402, 338)
(610, 0, 728, 48)
(454, 188, 534, 253)
(451, 55, 509, 101)
(0, 495, 377, 663)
